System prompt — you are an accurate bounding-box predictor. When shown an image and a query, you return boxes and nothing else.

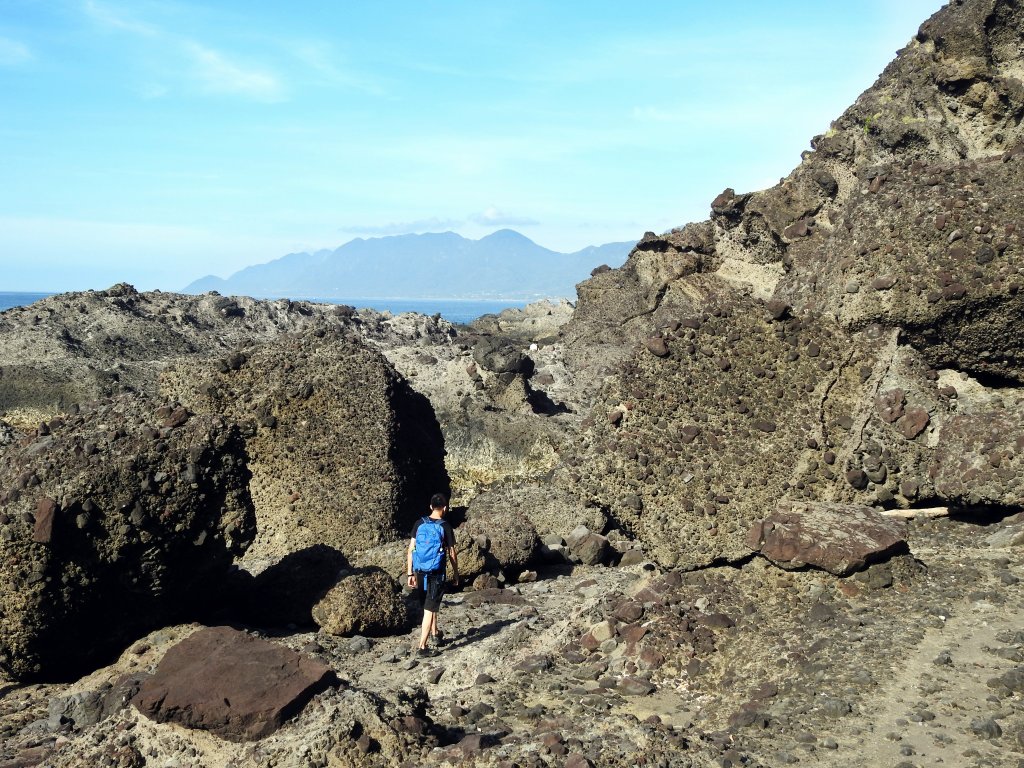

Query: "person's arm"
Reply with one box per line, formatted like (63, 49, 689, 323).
(406, 537, 417, 588)
(446, 524, 459, 585)
(447, 545, 459, 586)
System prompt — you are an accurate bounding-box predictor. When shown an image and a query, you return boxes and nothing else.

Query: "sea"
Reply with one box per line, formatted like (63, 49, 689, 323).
(0, 292, 536, 325)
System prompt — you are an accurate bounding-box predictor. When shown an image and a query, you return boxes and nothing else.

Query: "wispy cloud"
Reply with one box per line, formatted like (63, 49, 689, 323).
(341, 217, 463, 236)
(82, 0, 158, 37)
(80, 1, 285, 102)
(288, 41, 384, 95)
(341, 208, 538, 237)
(0, 37, 32, 66)
(471, 206, 538, 227)
(184, 42, 284, 101)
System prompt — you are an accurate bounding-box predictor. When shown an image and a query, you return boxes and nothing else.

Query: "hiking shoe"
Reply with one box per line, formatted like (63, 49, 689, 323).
(415, 647, 437, 658)
(431, 630, 446, 647)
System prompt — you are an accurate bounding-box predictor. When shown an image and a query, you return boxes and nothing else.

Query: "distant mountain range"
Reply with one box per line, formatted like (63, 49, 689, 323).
(182, 230, 635, 300)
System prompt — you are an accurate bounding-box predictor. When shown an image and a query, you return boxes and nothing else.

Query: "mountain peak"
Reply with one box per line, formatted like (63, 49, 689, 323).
(181, 230, 633, 300)
(480, 229, 536, 245)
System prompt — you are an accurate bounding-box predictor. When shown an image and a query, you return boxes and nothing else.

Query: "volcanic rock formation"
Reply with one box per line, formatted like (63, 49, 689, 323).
(0, 396, 254, 681)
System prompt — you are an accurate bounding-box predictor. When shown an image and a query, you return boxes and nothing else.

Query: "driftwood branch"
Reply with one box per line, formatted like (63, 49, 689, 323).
(879, 507, 950, 520)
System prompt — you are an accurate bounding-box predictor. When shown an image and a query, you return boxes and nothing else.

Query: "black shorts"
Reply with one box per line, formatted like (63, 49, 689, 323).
(416, 571, 446, 612)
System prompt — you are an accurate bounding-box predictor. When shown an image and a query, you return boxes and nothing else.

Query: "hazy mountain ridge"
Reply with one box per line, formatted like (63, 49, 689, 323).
(183, 229, 634, 300)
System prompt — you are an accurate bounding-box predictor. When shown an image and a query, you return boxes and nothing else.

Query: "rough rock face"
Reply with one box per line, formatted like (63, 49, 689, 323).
(0, 396, 254, 681)
(0, 285, 356, 417)
(131, 626, 339, 741)
(558, 0, 1024, 569)
(160, 328, 448, 563)
(932, 392, 1024, 507)
(312, 568, 411, 637)
(468, 299, 575, 342)
(461, 492, 541, 576)
(746, 501, 909, 576)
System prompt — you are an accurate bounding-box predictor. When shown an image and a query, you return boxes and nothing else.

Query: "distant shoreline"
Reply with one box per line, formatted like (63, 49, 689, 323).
(0, 291, 541, 325)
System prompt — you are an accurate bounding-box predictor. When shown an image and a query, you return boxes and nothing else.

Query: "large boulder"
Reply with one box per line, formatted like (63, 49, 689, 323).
(160, 328, 449, 563)
(312, 567, 410, 637)
(0, 396, 254, 681)
(460, 492, 541, 576)
(746, 501, 909, 575)
(562, 294, 878, 568)
(132, 626, 339, 741)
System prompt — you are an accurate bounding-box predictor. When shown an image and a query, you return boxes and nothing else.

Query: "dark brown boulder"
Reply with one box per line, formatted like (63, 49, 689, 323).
(746, 501, 909, 576)
(132, 626, 339, 742)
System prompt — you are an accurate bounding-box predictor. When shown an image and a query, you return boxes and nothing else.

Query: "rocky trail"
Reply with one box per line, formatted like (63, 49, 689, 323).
(4, 0, 1024, 764)
(3, 513, 1019, 767)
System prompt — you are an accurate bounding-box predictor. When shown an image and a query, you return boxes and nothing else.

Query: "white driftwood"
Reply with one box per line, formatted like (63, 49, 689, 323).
(879, 507, 950, 519)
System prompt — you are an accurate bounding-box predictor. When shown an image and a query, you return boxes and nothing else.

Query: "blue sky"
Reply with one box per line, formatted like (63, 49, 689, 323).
(1, 0, 947, 292)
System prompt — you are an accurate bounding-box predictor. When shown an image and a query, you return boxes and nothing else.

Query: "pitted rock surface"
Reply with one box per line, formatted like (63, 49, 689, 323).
(460, 492, 541, 575)
(312, 567, 411, 637)
(746, 501, 909, 576)
(131, 626, 339, 741)
(0, 396, 254, 682)
(932, 395, 1024, 507)
(160, 328, 448, 562)
(556, 0, 1024, 569)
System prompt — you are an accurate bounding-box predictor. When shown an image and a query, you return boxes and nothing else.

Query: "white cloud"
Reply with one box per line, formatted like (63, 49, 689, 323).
(184, 42, 284, 102)
(471, 206, 538, 227)
(0, 37, 32, 66)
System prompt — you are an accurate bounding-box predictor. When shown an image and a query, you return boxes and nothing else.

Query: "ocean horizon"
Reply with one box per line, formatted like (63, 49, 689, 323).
(0, 291, 539, 325)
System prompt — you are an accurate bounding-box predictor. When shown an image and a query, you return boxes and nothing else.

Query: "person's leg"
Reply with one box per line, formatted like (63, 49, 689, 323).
(429, 578, 446, 641)
(418, 608, 435, 650)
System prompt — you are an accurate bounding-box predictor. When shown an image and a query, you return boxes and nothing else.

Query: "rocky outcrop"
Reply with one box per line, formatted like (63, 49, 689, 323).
(0, 285, 357, 418)
(0, 397, 254, 681)
(312, 568, 411, 637)
(468, 299, 575, 343)
(464, 483, 607, 541)
(131, 626, 339, 741)
(556, 0, 1024, 569)
(160, 328, 449, 564)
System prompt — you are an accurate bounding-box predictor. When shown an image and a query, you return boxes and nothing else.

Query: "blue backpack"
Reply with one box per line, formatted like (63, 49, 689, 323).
(412, 517, 445, 573)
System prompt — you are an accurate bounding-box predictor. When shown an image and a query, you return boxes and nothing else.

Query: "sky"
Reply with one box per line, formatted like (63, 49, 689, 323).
(1, 0, 949, 292)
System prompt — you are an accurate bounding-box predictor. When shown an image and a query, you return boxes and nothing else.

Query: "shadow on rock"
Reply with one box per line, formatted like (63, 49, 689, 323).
(527, 387, 570, 415)
(216, 545, 348, 628)
(440, 617, 517, 653)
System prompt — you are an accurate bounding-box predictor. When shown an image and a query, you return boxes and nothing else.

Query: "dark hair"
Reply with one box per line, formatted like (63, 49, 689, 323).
(429, 493, 448, 509)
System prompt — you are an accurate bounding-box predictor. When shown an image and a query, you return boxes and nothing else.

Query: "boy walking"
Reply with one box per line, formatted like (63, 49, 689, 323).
(407, 493, 459, 655)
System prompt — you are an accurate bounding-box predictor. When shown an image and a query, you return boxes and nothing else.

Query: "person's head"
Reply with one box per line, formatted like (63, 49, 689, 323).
(429, 493, 448, 512)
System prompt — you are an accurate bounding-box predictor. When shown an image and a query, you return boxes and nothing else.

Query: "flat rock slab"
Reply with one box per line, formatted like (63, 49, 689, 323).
(132, 626, 339, 741)
(746, 502, 909, 576)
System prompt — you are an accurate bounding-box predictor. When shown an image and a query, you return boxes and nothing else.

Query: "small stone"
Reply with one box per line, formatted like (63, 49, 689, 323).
(970, 717, 1002, 739)
(645, 337, 670, 357)
(846, 469, 869, 490)
(617, 677, 655, 696)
